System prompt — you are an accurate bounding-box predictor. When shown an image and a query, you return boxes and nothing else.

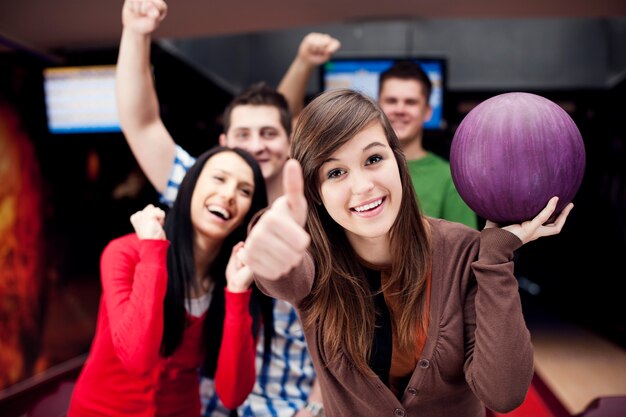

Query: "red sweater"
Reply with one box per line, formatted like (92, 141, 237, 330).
(67, 234, 255, 416)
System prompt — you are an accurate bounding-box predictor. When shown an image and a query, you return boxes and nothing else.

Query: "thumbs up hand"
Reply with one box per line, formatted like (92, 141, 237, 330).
(239, 159, 311, 280)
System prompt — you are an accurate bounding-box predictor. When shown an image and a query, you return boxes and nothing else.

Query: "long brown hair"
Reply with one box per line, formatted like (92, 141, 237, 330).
(291, 89, 431, 374)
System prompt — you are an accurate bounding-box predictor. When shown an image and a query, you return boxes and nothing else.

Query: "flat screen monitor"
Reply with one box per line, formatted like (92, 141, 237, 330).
(320, 57, 446, 130)
(43, 65, 121, 134)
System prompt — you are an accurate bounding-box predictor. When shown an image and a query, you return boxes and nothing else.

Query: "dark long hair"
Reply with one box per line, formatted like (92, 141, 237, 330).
(160, 146, 268, 377)
(291, 89, 431, 375)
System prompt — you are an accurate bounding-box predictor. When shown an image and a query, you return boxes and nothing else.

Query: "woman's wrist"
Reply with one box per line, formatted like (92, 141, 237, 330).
(226, 282, 250, 293)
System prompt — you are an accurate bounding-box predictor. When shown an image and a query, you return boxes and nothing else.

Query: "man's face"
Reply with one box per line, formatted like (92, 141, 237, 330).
(378, 78, 433, 145)
(220, 104, 290, 183)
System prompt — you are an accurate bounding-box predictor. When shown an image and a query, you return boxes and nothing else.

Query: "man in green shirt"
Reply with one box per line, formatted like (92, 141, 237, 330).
(378, 60, 477, 228)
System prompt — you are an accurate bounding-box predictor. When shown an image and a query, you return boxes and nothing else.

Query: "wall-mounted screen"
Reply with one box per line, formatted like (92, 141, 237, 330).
(320, 58, 447, 130)
(43, 65, 121, 134)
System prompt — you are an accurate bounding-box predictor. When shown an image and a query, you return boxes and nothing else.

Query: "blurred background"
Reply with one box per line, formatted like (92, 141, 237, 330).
(1, 1, 625, 416)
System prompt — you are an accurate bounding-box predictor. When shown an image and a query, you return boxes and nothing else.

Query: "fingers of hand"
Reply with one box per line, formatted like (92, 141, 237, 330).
(541, 201, 574, 232)
(226, 243, 253, 291)
(531, 196, 559, 228)
(327, 38, 341, 54)
(521, 197, 573, 242)
(144, 204, 166, 225)
(144, 204, 166, 220)
(130, 204, 166, 239)
(304, 33, 340, 56)
(127, 0, 166, 18)
(230, 241, 246, 268)
(241, 240, 302, 279)
(555, 202, 574, 225)
(240, 212, 310, 279)
(234, 265, 254, 290)
(257, 210, 310, 254)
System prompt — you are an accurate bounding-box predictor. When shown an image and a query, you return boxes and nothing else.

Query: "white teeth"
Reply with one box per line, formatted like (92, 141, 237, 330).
(207, 204, 231, 220)
(353, 199, 382, 212)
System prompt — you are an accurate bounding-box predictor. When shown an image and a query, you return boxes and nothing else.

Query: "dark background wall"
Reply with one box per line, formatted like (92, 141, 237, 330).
(162, 18, 626, 93)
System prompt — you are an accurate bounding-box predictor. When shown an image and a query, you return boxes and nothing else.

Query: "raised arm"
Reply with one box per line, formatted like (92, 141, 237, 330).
(101, 204, 169, 375)
(117, 0, 176, 193)
(277, 33, 341, 123)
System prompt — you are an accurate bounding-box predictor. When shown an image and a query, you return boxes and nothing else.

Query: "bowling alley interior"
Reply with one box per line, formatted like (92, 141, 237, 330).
(1, 1, 626, 416)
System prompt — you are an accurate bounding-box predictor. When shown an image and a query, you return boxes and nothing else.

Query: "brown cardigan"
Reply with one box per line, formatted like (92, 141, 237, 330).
(254, 218, 533, 417)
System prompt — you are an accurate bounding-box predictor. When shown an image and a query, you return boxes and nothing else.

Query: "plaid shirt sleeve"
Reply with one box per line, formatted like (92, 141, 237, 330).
(159, 145, 197, 207)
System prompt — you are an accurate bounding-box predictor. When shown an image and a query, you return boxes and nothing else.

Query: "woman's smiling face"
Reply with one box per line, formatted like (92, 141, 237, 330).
(318, 121, 402, 243)
(190, 151, 254, 241)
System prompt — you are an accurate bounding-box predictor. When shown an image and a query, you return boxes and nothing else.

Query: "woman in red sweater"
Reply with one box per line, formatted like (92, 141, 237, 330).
(67, 146, 268, 416)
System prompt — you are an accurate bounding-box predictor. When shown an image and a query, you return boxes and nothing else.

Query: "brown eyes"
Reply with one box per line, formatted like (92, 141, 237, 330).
(324, 154, 384, 180)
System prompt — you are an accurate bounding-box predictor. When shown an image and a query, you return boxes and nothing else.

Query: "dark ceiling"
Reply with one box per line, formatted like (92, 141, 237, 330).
(1, 0, 625, 60)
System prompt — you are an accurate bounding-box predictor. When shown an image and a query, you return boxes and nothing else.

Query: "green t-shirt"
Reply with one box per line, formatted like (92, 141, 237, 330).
(407, 152, 477, 229)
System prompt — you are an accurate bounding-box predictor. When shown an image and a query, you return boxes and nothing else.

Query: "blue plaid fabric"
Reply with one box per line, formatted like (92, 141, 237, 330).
(159, 145, 197, 207)
(202, 299, 315, 417)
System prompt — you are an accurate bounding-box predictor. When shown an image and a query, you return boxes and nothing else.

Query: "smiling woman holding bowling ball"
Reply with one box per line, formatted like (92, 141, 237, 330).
(238, 88, 574, 417)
